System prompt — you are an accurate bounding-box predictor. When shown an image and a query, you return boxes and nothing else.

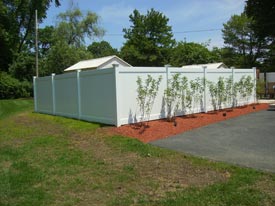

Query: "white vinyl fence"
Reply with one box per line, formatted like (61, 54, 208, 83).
(33, 66, 256, 126)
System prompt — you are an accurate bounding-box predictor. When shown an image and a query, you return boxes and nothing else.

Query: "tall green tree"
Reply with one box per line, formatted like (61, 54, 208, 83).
(121, 9, 175, 66)
(42, 42, 92, 75)
(245, 0, 275, 38)
(8, 52, 35, 81)
(87, 41, 118, 58)
(0, 0, 60, 70)
(170, 41, 221, 67)
(222, 13, 267, 67)
(245, 0, 275, 72)
(41, 8, 104, 74)
(55, 8, 104, 48)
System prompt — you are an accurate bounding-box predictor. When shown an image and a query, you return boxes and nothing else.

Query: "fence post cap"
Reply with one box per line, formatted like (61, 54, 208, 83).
(164, 64, 171, 67)
(51, 73, 55, 76)
(112, 64, 119, 69)
(77, 69, 81, 73)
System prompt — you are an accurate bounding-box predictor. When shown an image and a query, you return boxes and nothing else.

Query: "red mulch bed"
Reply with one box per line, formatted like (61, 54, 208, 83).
(111, 104, 269, 143)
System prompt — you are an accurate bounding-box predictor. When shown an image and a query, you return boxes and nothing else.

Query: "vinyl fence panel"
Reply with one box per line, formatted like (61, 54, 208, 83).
(79, 68, 117, 125)
(54, 72, 78, 118)
(34, 66, 256, 127)
(35, 75, 54, 114)
(115, 67, 167, 125)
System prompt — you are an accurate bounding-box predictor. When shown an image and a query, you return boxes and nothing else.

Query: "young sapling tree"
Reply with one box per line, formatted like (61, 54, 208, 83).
(164, 73, 181, 121)
(189, 77, 204, 114)
(207, 80, 219, 111)
(244, 75, 254, 104)
(217, 77, 226, 110)
(136, 75, 162, 126)
(225, 75, 234, 109)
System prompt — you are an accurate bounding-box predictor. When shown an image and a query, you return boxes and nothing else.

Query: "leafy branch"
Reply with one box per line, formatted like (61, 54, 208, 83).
(136, 75, 162, 125)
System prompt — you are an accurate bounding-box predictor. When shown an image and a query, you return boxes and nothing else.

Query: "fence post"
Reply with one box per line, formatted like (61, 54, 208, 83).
(231, 67, 235, 106)
(77, 70, 81, 119)
(114, 67, 121, 127)
(252, 67, 257, 103)
(33, 76, 37, 112)
(165, 64, 171, 91)
(203, 66, 208, 113)
(51, 73, 56, 115)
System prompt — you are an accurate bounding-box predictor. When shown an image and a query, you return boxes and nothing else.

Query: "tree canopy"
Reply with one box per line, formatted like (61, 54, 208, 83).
(0, 0, 60, 70)
(245, 0, 275, 71)
(87, 41, 118, 58)
(171, 41, 221, 67)
(245, 0, 275, 38)
(121, 9, 175, 66)
(2, 2, 275, 99)
(222, 13, 267, 67)
(40, 8, 104, 75)
(55, 8, 104, 48)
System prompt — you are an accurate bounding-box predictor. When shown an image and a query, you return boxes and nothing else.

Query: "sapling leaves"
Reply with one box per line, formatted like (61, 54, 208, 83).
(136, 75, 162, 124)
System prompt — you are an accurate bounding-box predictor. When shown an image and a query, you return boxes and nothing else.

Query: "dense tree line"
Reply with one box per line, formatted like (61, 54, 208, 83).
(0, 0, 274, 99)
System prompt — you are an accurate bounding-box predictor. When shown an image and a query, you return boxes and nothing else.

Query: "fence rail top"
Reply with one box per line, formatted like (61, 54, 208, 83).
(34, 67, 255, 80)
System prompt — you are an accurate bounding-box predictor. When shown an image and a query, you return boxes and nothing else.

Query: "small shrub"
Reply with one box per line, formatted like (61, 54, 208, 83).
(0, 72, 32, 99)
(256, 79, 265, 99)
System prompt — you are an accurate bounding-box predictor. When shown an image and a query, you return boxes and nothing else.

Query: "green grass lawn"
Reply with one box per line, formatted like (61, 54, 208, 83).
(0, 99, 33, 120)
(0, 99, 275, 206)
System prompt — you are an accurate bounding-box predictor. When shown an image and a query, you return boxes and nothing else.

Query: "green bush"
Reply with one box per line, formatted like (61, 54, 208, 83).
(256, 79, 265, 98)
(0, 72, 32, 99)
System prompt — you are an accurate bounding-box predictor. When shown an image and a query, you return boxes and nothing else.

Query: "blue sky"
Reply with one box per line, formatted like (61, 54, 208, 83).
(42, 0, 245, 50)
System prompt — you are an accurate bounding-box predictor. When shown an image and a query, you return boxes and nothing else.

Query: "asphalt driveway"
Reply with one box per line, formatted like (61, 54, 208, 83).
(150, 110, 275, 172)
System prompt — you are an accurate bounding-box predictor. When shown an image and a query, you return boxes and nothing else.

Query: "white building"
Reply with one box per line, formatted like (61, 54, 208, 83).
(182, 62, 228, 69)
(64, 55, 132, 72)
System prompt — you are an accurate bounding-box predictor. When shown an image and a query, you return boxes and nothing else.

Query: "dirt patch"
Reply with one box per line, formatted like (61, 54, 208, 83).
(13, 112, 66, 137)
(112, 104, 269, 143)
(256, 176, 275, 198)
(66, 128, 227, 201)
(132, 157, 228, 200)
(0, 109, 235, 205)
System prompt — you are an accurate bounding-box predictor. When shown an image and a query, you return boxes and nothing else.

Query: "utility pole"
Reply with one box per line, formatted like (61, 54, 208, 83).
(35, 9, 39, 77)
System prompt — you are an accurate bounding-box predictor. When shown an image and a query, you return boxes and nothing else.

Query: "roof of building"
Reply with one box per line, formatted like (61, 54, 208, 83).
(181, 62, 228, 69)
(64, 55, 132, 72)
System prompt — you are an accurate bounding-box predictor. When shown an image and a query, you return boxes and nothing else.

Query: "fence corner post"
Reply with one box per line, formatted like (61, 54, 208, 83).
(77, 70, 82, 119)
(114, 67, 121, 127)
(51, 73, 56, 115)
(203, 66, 208, 113)
(33, 76, 37, 112)
(252, 67, 257, 103)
